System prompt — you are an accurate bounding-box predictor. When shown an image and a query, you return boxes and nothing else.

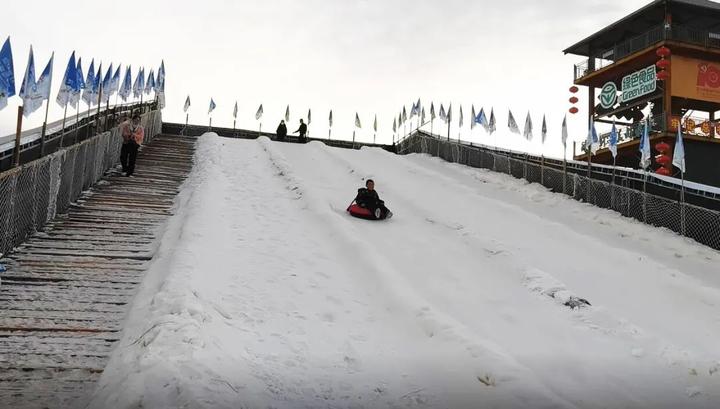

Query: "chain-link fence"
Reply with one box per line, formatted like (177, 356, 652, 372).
(397, 132, 720, 250)
(0, 110, 162, 257)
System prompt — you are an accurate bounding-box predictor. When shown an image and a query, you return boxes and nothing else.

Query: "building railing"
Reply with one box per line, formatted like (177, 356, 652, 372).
(574, 24, 720, 80)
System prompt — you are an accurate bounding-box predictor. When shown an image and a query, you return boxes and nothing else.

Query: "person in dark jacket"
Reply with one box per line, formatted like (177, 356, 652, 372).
(355, 179, 389, 219)
(295, 119, 308, 143)
(276, 120, 288, 141)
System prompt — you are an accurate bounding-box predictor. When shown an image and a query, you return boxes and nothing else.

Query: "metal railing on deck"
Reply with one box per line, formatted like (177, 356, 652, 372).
(574, 24, 720, 80)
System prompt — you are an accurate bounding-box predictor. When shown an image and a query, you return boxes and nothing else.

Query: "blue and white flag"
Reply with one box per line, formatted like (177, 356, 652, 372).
(475, 107, 488, 130)
(507, 109, 520, 134)
(488, 108, 496, 134)
(56, 52, 78, 108)
(639, 119, 651, 169)
(144, 69, 155, 94)
(329, 110, 333, 127)
(446, 104, 452, 124)
(430, 102, 435, 120)
(119, 65, 132, 102)
(81, 59, 95, 106)
(0, 37, 15, 110)
(256, 104, 263, 120)
(285, 105, 290, 122)
(561, 115, 568, 147)
(410, 98, 420, 117)
(183, 95, 190, 112)
(208, 98, 216, 114)
(541, 114, 548, 144)
(587, 120, 599, 155)
(19, 46, 37, 116)
(132, 67, 145, 98)
(609, 122, 618, 159)
(672, 123, 685, 173)
(439, 104, 446, 122)
(459, 105, 464, 128)
(233, 101, 238, 119)
(355, 112, 361, 128)
(101, 63, 113, 103)
(91, 63, 102, 106)
(36, 53, 53, 100)
(523, 112, 533, 141)
(69, 57, 84, 108)
(156, 60, 165, 108)
(308, 108, 312, 125)
(110, 65, 121, 95)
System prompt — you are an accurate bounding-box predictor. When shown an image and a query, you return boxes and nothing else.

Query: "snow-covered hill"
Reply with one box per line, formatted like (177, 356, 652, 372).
(89, 133, 720, 409)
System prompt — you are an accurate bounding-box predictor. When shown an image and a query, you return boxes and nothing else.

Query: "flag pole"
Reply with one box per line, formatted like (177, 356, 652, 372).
(95, 80, 103, 133)
(13, 106, 24, 167)
(563, 142, 568, 194)
(39, 99, 51, 156)
(680, 168, 686, 236)
(74, 104, 80, 145)
(184, 113, 189, 136)
(60, 103, 68, 143)
(352, 130, 356, 149)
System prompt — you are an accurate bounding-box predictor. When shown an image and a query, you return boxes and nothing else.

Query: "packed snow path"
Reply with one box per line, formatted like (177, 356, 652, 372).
(92, 134, 720, 409)
(0, 135, 195, 409)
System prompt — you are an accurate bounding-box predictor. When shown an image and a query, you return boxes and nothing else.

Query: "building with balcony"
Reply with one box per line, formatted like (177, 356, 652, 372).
(564, 0, 720, 187)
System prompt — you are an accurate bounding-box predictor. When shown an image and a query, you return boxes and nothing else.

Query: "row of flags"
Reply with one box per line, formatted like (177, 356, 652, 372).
(190, 95, 572, 145)
(395, 99, 562, 145)
(586, 114, 685, 174)
(189, 98, 385, 132)
(0, 37, 165, 120)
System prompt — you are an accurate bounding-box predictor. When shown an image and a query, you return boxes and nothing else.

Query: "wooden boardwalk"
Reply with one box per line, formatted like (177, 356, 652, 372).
(0, 135, 195, 408)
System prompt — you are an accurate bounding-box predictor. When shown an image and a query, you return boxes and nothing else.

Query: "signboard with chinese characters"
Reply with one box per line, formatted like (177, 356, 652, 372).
(620, 65, 657, 103)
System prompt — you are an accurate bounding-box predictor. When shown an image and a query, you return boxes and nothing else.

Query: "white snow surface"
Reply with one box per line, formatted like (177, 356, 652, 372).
(90, 133, 720, 409)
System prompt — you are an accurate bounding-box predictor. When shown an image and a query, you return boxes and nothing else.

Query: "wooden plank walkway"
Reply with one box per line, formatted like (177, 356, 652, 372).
(0, 135, 196, 409)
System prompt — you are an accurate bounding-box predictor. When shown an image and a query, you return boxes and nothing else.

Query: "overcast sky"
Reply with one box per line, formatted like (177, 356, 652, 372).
(2, 0, 651, 158)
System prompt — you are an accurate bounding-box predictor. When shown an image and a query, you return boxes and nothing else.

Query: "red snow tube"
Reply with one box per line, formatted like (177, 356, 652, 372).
(347, 203, 392, 220)
(347, 203, 377, 220)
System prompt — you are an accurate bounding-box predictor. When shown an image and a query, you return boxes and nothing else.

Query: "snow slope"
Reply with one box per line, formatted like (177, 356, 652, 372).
(89, 133, 720, 409)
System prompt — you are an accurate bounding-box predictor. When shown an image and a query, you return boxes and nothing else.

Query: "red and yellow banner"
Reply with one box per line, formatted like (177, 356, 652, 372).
(671, 56, 720, 103)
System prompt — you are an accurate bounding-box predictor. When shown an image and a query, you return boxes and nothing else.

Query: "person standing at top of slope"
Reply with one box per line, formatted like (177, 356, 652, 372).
(294, 119, 308, 143)
(276, 120, 288, 141)
(120, 113, 145, 177)
(355, 179, 390, 219)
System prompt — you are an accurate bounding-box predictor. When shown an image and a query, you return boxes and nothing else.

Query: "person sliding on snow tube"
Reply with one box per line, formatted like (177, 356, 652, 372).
(348, 179, 392, 220)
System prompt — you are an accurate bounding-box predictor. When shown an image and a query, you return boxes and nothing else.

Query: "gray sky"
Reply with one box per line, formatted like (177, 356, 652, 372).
(2, 0, 650, 158)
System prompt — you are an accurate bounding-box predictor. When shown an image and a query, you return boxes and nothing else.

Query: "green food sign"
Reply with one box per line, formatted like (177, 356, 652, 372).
(598, 65, 657, 109)
(620, 65, 656, 103)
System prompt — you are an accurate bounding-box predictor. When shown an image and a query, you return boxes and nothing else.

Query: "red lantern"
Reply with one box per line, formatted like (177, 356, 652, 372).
(657, 70, 670, 81)
(656, 46, 671, 58)
(569, 96, 579, 104)
(569, 107, 579, 114)
(656, 155, 671, 165)
(655, 167, 672, 176)
(569, 86, 579, 93)
(655, 142, 670, 153)
(656, 59, 671, 69)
